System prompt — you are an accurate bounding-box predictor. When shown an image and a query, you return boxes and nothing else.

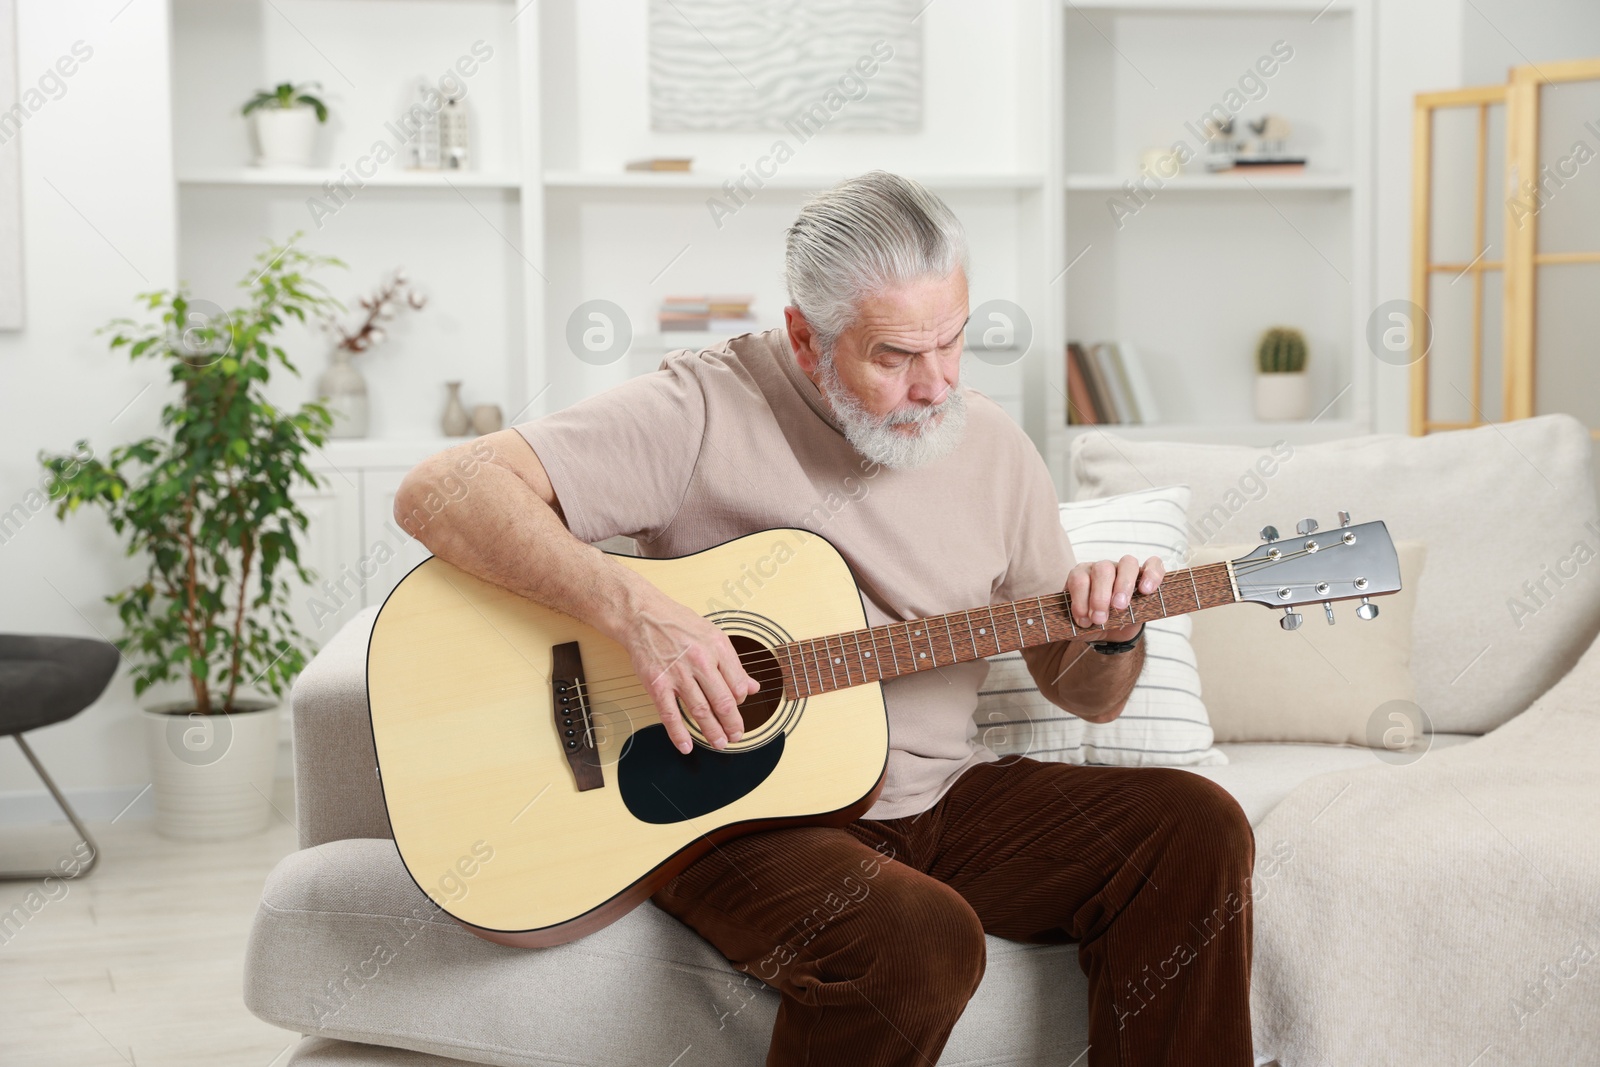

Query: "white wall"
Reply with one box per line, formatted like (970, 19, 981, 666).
(0, 0, 176, 816)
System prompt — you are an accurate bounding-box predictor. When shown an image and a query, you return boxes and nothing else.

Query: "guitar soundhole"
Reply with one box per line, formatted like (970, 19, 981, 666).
(728, 634, 781, 732)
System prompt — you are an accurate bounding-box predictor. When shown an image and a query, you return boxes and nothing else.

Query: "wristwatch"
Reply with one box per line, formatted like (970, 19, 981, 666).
(1090, 623, 1145, 655)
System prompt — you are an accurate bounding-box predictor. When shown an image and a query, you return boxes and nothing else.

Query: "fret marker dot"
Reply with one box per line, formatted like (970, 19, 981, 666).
(914, 629, 922, 636)
(833, 657, 841, 664)
(918, 652, 926, 659)
(979, 628, 986, 635)
(1026, 618, 1034, 625)
(864, 651, 872, 658)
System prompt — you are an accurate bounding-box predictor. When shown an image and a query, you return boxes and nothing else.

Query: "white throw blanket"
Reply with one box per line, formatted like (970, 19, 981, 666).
(1249, 634, 1600, 1065)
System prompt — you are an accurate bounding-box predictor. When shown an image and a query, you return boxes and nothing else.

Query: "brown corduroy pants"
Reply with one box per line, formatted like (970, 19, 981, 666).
(650, 755, 1256, 1067)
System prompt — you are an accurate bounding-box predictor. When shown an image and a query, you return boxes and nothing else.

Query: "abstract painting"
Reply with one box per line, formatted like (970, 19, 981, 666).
(649, 0, 923, 133)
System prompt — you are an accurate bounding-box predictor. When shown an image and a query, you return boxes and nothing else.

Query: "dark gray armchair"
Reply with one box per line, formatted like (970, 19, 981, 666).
(1, 634, 119, 880)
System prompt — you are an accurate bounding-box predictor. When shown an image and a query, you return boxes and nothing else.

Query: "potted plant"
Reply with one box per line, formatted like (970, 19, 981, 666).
(1254, 326, 1310, 421)
(40, 237, 345, 840)
(243, 81, 329, 168)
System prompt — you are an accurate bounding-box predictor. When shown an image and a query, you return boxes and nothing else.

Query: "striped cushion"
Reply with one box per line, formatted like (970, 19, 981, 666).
(975, 485, 1226, 767)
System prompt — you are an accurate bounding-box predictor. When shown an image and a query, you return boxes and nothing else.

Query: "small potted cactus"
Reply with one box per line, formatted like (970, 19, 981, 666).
(1254, 326, 1310, 421)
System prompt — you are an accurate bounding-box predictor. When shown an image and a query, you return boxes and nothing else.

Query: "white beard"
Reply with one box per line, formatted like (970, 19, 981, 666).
(815, 352, 968, 470)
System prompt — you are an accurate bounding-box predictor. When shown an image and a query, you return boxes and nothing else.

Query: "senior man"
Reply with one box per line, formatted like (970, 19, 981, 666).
(395, 171, 1255, 1066)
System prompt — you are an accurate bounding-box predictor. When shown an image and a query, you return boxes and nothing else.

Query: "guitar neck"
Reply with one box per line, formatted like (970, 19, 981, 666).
(778, 562, 1239, 698)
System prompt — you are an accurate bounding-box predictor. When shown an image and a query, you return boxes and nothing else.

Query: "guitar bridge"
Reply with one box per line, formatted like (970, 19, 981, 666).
(551, 641, 603, 792)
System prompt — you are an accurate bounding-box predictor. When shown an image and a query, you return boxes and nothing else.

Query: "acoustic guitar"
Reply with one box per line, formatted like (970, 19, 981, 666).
(366, 514, 1400, 948)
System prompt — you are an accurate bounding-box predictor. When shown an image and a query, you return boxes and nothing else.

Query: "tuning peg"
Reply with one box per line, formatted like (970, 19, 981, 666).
(1338, 510, 1352, 528)
(1280, 608, 1303, 631)
(1296, 518, 1320, 535)
(1323, 601, 1336, 625)
(1356, 597, 1379, 621)
(1260, 525, 1280, 543)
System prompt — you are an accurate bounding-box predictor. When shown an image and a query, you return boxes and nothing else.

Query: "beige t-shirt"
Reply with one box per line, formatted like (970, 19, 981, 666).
(515, 328, 1076, 820)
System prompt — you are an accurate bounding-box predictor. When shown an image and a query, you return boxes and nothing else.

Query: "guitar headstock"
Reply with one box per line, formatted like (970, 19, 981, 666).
(1228, 513, 1400, 630)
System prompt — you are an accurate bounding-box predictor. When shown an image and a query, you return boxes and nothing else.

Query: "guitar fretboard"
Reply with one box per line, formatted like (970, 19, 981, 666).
(776, 562, 1237, 699)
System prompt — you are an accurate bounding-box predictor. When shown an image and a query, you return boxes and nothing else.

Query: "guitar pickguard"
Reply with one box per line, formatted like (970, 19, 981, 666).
(617, 725, 786, 824)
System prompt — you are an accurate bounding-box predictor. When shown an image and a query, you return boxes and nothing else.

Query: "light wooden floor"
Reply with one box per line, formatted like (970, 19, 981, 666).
(0, 779, 305, 1066)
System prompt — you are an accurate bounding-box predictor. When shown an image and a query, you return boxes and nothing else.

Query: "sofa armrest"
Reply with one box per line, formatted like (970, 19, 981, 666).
(292, 607, 392, 848)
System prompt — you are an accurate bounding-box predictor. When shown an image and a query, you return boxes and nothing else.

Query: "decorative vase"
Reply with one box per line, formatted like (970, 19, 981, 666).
(252, 107, 319, 167)
(1254, 372, 1311, 421)
(471, 403, 503, 435)
(409, 77, 442, 169)
(439, 92, 471, 170)
(142, 699, 280, 840)
(317, 349, 369, 438)
(442, 381, 471, 436)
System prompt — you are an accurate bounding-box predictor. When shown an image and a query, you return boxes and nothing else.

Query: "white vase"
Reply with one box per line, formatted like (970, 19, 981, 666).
(1254, 372, 1311, 421)
(253, 107, 319, 168)
(318, 349, 369, 438)
(142, 700, 280, 841)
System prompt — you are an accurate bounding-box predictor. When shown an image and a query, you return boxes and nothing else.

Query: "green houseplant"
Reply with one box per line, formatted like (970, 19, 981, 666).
(243, 81, 328, 167)
(40, 237, 346, 839)
(1254, 325, 1311, 421)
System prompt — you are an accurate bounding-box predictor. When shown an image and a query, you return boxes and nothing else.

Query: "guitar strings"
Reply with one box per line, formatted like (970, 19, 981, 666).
(562, 605, 1095, 715)
(568, 560, 1251, 697)
(561, 551, 1352, 703)
(568, 548, 1348, 701)
(569, 596, 1098, 700)
(549, 600, 1131, 726)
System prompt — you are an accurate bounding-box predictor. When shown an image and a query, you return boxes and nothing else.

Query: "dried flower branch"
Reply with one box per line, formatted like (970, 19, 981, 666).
(323, 269, 427, 354)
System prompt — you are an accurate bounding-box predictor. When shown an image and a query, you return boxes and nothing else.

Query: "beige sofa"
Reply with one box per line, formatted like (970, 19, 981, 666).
(244, 414, 1600, 1066)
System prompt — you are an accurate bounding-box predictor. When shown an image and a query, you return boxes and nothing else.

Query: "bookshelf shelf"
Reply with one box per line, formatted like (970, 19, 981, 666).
(634, 330, 776, 352)
(1064, 0, 1352, 12)
(1064, 172, 1353, 192)
(542, 171, 1048, 191)
(177, 169, 523, 190)
(1053, 418, 1359, 445)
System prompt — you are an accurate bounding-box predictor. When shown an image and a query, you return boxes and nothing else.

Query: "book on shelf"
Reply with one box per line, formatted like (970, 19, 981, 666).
(658, 295, 757, 334)
(658, 317, 758, 333)
(625, 157, 694, 172)
(1112, 341, 1161, 424)
(1229, 156, 1307, 171)
(1065, 340, 1160, 426)
(1090, 342, 1137, 424)
(1078, 342, 1118, 422)
(1065, 343, 1100, 425)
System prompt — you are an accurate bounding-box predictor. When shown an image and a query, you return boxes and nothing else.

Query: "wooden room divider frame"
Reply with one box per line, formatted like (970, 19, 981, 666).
(1411, 57, 1600, 436)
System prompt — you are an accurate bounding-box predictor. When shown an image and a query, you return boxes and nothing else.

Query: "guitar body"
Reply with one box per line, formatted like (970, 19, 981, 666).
(366, 528, 889, 948)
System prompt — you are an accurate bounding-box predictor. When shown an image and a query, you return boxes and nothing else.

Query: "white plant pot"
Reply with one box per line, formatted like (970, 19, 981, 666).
(252, 107, 320, 168)
(1254, 372, 1311, 422)
(143, 700, 280, 840)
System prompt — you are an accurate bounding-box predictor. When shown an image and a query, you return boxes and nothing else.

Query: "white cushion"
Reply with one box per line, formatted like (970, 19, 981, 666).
(1069, 415, 1600, 733)
(977, 485, 1225, 767)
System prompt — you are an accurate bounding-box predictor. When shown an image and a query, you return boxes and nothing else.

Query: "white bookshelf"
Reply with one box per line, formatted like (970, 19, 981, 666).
(1047, 0, 1373, 486)
(164, 0, 1372, 509)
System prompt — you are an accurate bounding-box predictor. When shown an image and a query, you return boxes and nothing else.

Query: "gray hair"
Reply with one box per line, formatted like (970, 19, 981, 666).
(784, 171, 970, 355)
